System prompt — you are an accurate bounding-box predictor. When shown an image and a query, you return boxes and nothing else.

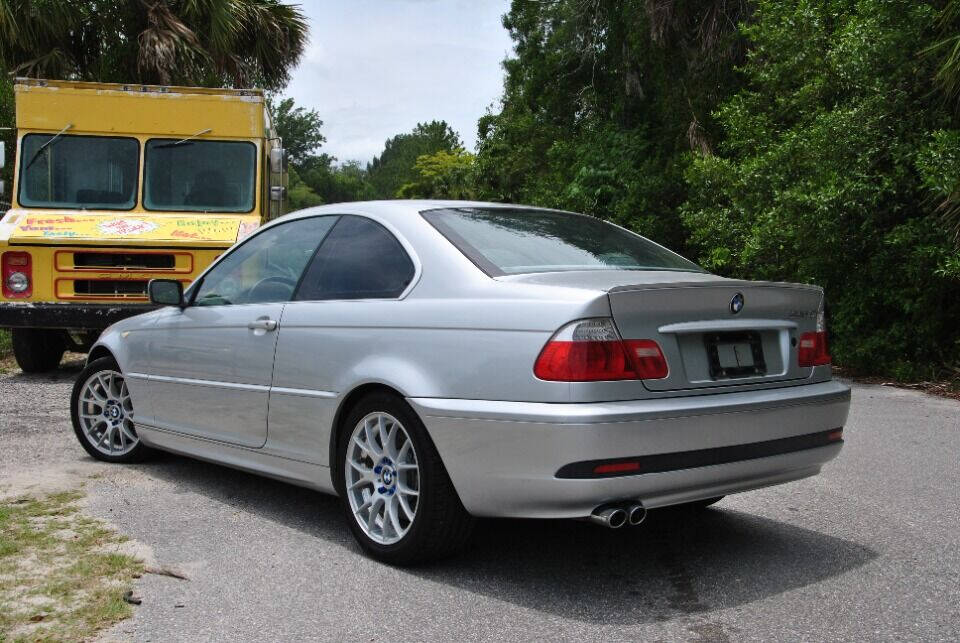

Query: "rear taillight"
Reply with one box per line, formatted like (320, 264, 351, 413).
(798, 295, 830, 366)
(2, 252, 32, 298)
(623, 339, 669, 379)
(798, 331, 830, 366)
(533, 318, 668, 382)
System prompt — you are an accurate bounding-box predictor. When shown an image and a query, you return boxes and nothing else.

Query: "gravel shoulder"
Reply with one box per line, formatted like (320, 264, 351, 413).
(1, 363, 958, 642)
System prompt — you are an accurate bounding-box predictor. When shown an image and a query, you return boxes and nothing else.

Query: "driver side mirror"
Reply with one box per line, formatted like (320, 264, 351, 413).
(270, 147, 286, 174)
(148, 279, 184, 308)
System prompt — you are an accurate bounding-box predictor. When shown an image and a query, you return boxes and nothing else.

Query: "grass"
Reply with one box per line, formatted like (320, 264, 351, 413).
(0, 490, 143, 641)
(0, 329, 9, 357)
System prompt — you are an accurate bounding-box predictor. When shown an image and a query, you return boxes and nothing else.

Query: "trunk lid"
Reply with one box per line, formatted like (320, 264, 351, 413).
(608, 279, 822, 392)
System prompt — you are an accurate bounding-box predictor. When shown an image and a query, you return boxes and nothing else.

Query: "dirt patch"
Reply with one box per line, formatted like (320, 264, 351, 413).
(0, 489, 144, 641)
(834, 367, 960, 401)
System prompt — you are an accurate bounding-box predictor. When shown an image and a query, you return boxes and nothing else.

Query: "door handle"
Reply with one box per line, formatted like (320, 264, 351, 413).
(247, 318, 278, 331)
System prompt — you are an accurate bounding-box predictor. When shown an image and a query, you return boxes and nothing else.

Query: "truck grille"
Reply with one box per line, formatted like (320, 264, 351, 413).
(73, 252, 175, 270)
(73, 280, 149, 297)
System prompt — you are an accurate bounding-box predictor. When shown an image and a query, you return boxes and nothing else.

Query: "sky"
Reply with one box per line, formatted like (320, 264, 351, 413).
(284, 0, 514, 165)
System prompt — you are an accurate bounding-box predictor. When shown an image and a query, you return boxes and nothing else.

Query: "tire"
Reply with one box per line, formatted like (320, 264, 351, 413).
(336, 392, 474, 565)
(12, 328, 65, 373)
(70, 356, 152, 464)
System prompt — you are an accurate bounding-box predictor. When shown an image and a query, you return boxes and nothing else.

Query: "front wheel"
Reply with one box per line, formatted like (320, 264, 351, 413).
(337, 393, 474, 565)
(70, 356, 152, 463)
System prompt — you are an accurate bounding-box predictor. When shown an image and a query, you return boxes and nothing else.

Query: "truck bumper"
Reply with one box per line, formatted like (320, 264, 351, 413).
(0, 302, 156, 330)
(409, 380, 850, 519)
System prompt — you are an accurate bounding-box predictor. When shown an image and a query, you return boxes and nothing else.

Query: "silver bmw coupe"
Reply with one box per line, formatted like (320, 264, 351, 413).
(71, 201, 850, 564)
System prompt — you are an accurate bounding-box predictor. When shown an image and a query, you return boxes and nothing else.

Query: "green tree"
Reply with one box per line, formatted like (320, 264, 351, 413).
(367, 121, 462, 198)
(474, 0, 750, 249)
(0, 0, 308, 90)
(286, 166, 324, 211)
(0, 72, 13, 207)
(682, 0, 960, 378)
(397, 148, 477, 199)
(269, 96, 326, 167)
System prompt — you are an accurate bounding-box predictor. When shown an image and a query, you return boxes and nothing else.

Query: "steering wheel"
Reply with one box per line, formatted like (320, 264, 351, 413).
(241, 275, 298, 303)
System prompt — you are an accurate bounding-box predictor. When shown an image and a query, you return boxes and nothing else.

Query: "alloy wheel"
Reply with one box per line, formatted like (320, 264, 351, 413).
(345, 412, 421, 545)
(76, 369, 139, 456)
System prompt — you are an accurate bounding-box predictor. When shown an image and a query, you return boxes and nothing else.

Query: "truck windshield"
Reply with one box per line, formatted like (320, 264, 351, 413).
(18, 134, 139, 210)
(144, 139, 256, 213)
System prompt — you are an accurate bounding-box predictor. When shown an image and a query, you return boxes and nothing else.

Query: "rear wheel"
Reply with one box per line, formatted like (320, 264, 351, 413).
(12, 328, 65, 373)
(70, 356, 151, 463)
(337, 392, 474, 565)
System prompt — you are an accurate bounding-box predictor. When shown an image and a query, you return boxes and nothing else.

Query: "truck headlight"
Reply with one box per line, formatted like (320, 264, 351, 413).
(6, 271, 29, 293)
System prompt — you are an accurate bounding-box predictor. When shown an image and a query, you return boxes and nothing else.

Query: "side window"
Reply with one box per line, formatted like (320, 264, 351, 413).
(193, 216, 337, 306)
(295, 215, 415, 301)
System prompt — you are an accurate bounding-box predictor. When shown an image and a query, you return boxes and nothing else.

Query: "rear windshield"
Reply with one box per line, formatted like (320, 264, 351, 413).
(144, 139, 256, 212)
(422, 207, 704, 275)
(18, 134, 139, 210)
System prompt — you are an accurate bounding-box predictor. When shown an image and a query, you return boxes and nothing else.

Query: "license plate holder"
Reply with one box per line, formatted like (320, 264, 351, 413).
(704, 331, 767, 379)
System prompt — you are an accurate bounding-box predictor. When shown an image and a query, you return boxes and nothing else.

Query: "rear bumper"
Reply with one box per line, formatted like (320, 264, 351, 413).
(409, 380, 850, 518)
(0, 302, 156, 330)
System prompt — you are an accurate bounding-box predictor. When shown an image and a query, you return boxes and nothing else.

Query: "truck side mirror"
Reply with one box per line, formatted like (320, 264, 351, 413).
(270, 147, 286, 174)
(270, 185, 287, 202)
(0, 141, 5, 168)
(148, 279, 184, 308)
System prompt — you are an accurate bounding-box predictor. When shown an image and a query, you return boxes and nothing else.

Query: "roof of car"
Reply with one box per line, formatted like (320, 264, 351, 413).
(277, 200, 563, 224)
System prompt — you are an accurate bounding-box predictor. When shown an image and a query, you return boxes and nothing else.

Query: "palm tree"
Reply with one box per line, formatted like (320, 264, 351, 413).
(0, 0, 308, 90)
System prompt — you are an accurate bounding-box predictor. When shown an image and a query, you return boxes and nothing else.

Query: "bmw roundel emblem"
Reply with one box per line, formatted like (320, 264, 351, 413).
(730, 292, 745, 315)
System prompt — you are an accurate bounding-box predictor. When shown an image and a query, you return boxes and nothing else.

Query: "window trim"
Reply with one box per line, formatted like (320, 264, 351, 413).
(17, 133, 141, 211)
(142, 138, 258, 214)
(291, 214, 418, 303)
(186, 214, 340, 307)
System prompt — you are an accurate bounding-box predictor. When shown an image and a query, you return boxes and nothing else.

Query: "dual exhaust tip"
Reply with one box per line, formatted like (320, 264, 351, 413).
(589, 503, 646, 529)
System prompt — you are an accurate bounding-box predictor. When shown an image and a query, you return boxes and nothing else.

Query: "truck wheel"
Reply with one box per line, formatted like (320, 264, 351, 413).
(11, 328, 65, 373)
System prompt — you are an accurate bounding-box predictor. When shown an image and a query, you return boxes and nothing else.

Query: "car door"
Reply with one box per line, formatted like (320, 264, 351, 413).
(268, 215, 417, 464)
(145, 216, 339, 447)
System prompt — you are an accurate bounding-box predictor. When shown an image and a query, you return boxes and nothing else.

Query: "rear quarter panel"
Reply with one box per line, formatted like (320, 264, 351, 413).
(265, 290, 610, 465)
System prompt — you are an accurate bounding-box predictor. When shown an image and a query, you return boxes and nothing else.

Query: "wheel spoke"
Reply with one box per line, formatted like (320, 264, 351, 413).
(377, 415, 390, 453)
(386, 496, 402, 537)
(367, 498, 382, 532)
(398, 493, 415, 522)
(120, 424, 138, 445)
(397, 482, 419, 497)
(349, 459, 372, 475)
(349, 477, 372, 491)
(385, 422, 398, 458)
(363, 420, 381, 458)
(354, 496, 373, 515)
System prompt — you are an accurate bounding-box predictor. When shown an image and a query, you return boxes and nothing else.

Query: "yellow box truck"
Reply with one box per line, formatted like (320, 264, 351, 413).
(0, 78, 285, 371)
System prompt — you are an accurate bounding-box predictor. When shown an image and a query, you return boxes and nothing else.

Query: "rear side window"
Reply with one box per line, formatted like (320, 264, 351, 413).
(295, 216, 415, 300)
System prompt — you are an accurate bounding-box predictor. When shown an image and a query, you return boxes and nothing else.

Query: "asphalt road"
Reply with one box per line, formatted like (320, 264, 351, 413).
(1, 360, 958, 642)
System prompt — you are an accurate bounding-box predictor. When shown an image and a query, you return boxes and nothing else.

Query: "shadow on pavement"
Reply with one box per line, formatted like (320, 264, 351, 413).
(128, 450, 877, 625)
